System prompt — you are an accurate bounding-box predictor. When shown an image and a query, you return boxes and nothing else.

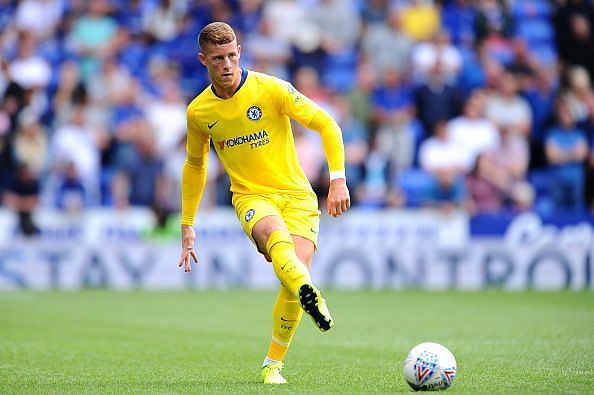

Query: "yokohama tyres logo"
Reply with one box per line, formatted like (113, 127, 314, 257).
(216, 130, 269, 150)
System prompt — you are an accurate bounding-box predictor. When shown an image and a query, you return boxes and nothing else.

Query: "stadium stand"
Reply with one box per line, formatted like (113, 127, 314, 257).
(0, 0, 593, 237)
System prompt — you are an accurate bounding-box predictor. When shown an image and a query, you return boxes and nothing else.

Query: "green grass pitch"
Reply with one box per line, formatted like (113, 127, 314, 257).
(0, 291, 592, 393)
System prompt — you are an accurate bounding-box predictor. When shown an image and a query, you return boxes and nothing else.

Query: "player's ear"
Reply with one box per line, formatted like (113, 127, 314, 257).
(237, 44, 241, 59)
(198, 52, 206, 66)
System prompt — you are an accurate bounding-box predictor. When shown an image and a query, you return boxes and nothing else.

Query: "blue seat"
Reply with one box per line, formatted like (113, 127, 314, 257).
(323, 48, 357, 93)
(512, 0, 551, 19)
(516, 18, 554, 45)
(396, 169, 434, 208)
(528, 169, 555, 216)
(531, 44, 557, 65)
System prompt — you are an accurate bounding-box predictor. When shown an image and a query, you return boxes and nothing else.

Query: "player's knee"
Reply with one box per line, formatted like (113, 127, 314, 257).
(266, 229, 294, 255)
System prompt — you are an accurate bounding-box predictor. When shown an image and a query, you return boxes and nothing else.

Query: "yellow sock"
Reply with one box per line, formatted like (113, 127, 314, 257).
(267, 285, 303, 361)
(266, 230, 311, 296)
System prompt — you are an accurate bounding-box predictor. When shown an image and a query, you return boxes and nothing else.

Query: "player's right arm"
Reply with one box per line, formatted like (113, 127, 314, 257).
(179, 105, 211, 272)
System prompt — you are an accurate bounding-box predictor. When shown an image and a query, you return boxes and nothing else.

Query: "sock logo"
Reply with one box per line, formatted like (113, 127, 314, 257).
(280, 317, 298, 322)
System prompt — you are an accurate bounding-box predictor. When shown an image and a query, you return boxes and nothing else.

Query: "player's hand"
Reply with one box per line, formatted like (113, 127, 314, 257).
(179, 224, 198, 272)
(327, 178, 350, 217)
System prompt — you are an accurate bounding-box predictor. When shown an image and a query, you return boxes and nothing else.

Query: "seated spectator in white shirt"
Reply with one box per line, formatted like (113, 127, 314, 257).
(446, 91, 500, 170)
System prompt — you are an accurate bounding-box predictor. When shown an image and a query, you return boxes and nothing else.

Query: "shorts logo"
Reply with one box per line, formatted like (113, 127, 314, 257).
(245, 208, 255, 222)
(287, 85, 296, 94)
(246, 106, 262, 121)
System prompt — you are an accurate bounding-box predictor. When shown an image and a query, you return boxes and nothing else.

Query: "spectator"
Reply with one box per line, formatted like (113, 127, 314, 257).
(313, 0, 361, 56)
(554, 1, 594, 80)
(474, 0, 514, 64)
(398, 0, 441, 42)
(507, 38, 538, 89)
(7, 33, 51, 90)
(361, 0, 390, 26)
(419, 120, 467, 212)
(243, 18, 291, 80)
(484, 71, 533, 138)
(2, 163, 40, 236)
(545, 100, 589, 212)
(66, 0, 119, 80)
(142, 0, 185, 43)
(372, 67, 416, 175)
(415, 59, 462, 133)
(562, 66, 592, 124)
(231, 0, 263, 36)
(522, 66, 557, 168)
(114, 131, 164, 208)
(345, 60, 376, 132)
(13, 111, 47, 176)
(263, 0, 311, 46)
(474, 0, 514, 42)
(356, 136, 398, 208)
(578, 92, 594, 210)
(144, 81, 186, 158)
(486, 125, 534, 211)
(52, 61, 88, 129)
(466, 153, 508, 214)
(589, 136, 594, 212)
(49, 105, 101, 206)
(361, 8, 412, 76)
(446, 91, 500, 171)
(55, 162, 86, 213)
(423, 171, 467, 213)
(411, 30, 462, 83)
(419, 120, 468, 179)
(14, 0, 63, 41)
(441, 0, 476, 47)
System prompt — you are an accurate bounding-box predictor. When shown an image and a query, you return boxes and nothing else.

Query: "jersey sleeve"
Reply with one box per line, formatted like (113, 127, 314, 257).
(186, 106, 211, 159)
(268, 77, 322, 127)
(268, 77, 345, 176)
(181, 105, 211, 226)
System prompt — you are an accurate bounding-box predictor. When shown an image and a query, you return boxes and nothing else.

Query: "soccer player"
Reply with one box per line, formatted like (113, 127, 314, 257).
(178, 22, 350, 384)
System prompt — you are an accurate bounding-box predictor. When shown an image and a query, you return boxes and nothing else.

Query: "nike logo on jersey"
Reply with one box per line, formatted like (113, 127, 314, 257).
(280, 317, 298, 322)
(207, 120, 219, 129)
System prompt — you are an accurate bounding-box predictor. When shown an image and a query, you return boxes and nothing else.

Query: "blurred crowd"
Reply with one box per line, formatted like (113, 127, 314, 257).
(1, 0, 594, 236)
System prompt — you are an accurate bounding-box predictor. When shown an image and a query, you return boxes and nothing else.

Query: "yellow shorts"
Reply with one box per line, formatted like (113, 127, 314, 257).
(232, 192, 321, 250)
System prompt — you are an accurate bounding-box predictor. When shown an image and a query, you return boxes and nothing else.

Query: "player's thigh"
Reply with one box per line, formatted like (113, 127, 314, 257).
(283, 192, 320, 253)
(232, 193, 284, 252)
(251, 215, 289, 254)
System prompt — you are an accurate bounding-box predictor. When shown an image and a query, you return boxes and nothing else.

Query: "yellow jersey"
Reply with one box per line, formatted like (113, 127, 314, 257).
(186, 69, 326, 195)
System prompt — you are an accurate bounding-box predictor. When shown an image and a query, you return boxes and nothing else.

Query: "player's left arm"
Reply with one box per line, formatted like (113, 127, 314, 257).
(269, 77, 350, 217)
(307, 110, 350, 217)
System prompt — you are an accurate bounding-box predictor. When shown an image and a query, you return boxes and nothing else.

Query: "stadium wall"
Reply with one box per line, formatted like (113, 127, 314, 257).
(0, 209, 592, 291)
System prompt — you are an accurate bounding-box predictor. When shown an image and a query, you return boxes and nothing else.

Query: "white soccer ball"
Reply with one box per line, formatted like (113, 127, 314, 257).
(403, 342, 457, 391)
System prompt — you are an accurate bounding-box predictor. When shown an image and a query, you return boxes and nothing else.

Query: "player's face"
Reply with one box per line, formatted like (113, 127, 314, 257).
(199, 41, 241, 91)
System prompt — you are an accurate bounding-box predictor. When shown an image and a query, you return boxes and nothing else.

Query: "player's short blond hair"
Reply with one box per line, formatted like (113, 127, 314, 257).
(198, 22, 237, 53)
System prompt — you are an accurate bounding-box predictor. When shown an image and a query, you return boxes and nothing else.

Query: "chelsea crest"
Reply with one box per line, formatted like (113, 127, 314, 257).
(246, 106, 262, 121)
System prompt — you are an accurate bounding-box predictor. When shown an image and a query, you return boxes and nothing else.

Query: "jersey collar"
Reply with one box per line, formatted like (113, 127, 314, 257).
(211, 69, 249, 99)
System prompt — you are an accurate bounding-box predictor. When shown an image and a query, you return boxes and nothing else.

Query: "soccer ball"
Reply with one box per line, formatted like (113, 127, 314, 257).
(403, 342, 457, 391)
